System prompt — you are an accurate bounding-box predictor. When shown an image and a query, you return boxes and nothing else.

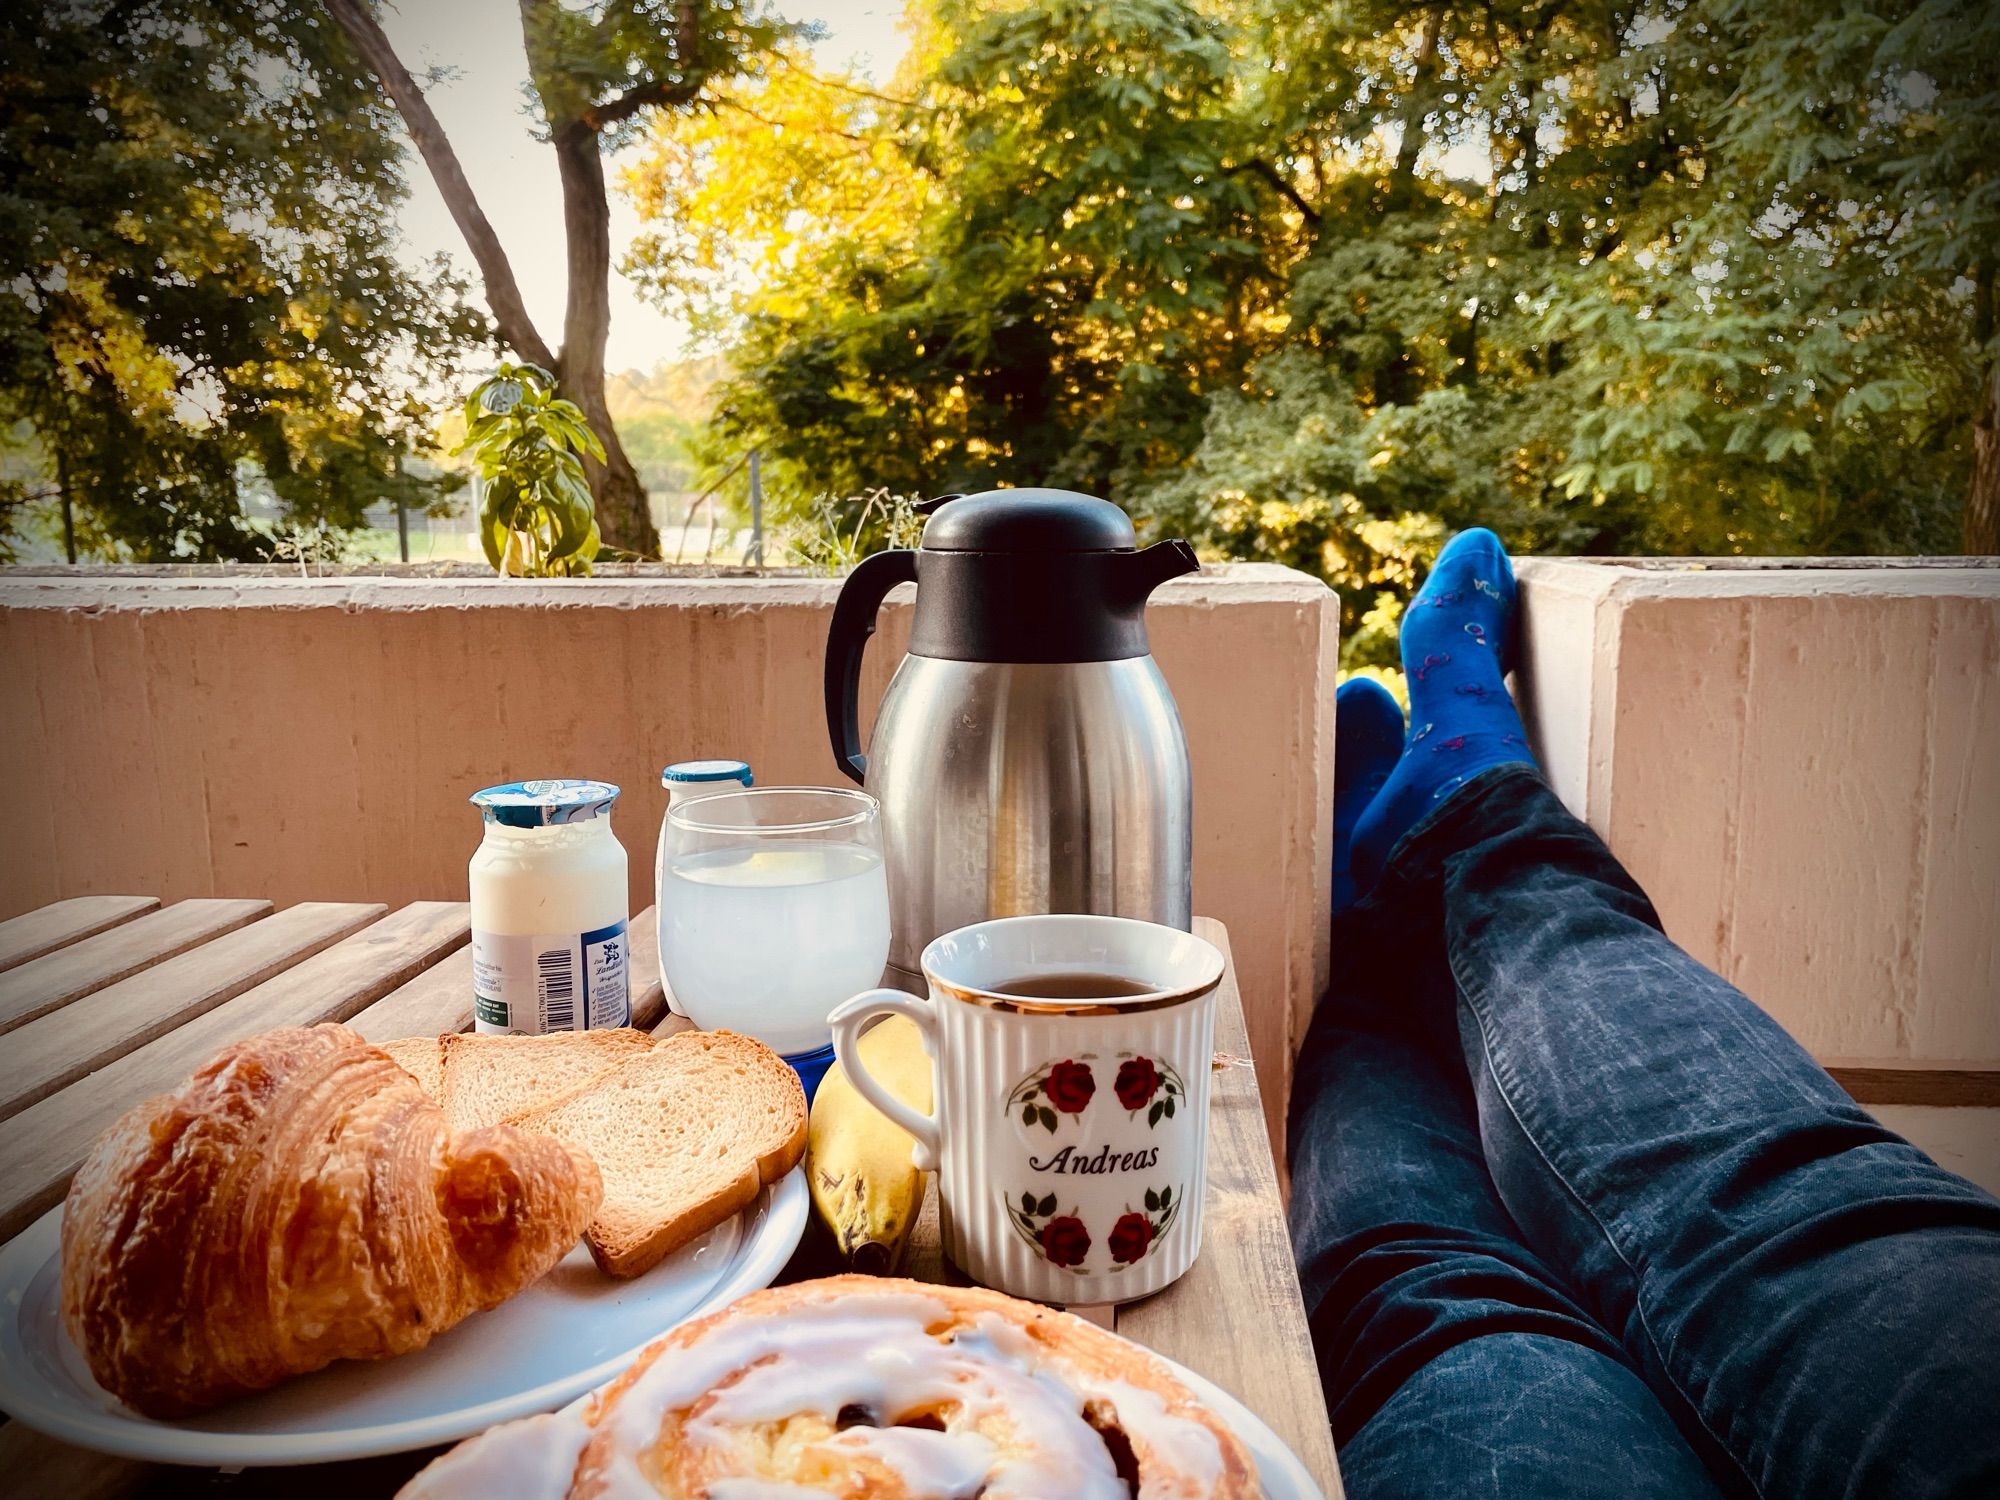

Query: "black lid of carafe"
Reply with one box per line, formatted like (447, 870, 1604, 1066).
(919, 487, 1139, 554)
(908, 488, 1197, 663)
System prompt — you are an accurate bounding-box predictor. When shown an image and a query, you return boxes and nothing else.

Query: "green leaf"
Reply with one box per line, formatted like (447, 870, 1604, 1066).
(480, 378, 523, 415)
(1163, 1098, 1175, 1119)
(1037, 1193, 1057, 1215)
(479, 509, 508, 571)
(1022, 1190, 1036, 1214)
(1148, 1102, 1164, 1126)
(1144, 1188, 1160, 1211)
(1022, 1104, 1036, 1126)
(1037, 1106, 1057, 1131)
(546, 489, 593, 560)
(1761, 426, 1814, 463)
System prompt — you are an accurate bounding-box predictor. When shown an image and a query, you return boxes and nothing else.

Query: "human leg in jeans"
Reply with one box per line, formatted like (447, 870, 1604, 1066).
(1289, 677, 1726, 1498)
(1302, 529, 2000, 1499)
(1369, 763, 2000, 1499)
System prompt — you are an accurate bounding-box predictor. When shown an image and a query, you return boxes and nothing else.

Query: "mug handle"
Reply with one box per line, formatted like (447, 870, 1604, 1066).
(829, 990, 941, 1172)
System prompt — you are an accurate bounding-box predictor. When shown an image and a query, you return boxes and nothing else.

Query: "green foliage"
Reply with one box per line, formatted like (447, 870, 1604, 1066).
(787, 490, 926, 574)
(628, 0, 1995, 657)
(0, 0, 487, 561)
(457, 364, 606, 577)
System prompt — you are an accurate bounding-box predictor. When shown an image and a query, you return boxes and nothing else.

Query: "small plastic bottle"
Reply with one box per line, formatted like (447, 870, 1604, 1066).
(468, 779, 630, 1035)
(656, 761, 753, 1016)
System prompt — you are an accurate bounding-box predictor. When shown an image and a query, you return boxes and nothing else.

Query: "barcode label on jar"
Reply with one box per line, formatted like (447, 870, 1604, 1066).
(472, 920, 629, 1035)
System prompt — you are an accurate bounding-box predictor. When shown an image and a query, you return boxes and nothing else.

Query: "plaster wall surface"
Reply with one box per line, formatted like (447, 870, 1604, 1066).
(1514, 559, 2000, 1067)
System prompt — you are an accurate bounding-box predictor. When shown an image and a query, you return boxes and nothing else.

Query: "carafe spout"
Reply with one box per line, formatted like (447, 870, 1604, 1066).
(1122, 539, 1200, 603)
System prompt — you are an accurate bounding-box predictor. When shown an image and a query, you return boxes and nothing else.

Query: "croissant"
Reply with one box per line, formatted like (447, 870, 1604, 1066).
(60, 1023, 603, 1418)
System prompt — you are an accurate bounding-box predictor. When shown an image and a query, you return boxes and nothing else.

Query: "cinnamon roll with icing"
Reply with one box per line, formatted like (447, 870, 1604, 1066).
(401, 1276, 1264, 1498)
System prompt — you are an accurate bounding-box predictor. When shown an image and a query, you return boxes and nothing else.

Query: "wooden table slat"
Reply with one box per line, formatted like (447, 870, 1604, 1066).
(1117, 919, 1344, 1498)
(0, 899, 272, 1035)
(0, 1422, 152, 1500)
(349, 905, 669, 1043)
(0, 903, 387, 1125)
(0, 902, 468, 1242)
(0, 898, 160, 974)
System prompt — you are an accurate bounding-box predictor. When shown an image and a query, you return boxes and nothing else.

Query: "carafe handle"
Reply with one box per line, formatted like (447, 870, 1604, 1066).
(825, 548, 918, 783)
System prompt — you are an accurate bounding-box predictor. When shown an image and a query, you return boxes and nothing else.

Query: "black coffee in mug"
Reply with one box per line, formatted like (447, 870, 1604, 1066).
(991, 972, 1157, 1001)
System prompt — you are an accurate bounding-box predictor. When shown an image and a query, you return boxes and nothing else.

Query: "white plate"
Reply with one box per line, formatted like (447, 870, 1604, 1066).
(0, 1167, 808, 1467)
(1166, 1358, 1329, 1500)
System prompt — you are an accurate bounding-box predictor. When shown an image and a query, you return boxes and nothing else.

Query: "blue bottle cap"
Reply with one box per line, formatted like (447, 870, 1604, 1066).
(470, 779, 621, 828)
(785, 1042, 838, 1105)
(660, 759, 754, 788)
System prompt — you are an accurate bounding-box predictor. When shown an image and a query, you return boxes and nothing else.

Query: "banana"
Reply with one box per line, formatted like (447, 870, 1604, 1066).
(807, 1016, 932, 1274)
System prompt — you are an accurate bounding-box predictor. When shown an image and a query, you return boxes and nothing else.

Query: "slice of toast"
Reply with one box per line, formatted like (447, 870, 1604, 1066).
(378, 1034, 447, 1101)
(439, 1029, 654, 1133)
(512, 1030, 807, 1280)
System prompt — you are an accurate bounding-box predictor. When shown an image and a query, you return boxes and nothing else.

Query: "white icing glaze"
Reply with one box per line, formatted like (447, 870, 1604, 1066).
(587, 1290, 1227, 1498)
(398, 1407, 592, 1500)
(832, 1427, 998, 1493)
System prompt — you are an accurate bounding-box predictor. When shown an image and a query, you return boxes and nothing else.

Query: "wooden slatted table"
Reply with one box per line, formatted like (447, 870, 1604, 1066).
(0, 901, 1343, 1499)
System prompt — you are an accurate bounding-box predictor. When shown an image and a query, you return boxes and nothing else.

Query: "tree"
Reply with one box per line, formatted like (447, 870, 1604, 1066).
(327, 0, 801, 556)
(0, 1, 485, 561)
(624, 0, 1281, 537)
(628, 0, 1995, 659)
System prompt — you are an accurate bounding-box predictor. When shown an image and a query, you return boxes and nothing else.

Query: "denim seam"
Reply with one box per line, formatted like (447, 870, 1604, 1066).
(1450, 958, 1766, 1500)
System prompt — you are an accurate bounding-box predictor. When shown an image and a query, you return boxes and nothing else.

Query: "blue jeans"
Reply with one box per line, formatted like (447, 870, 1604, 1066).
(1288, 766, 2000, 1499)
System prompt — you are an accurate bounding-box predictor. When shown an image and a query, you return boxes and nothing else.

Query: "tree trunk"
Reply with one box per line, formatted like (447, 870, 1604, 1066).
(341, 0, 665, 558)
(326, 0, 554, 369)
(547, 117, 660, 556)
(1968, 359, 2000, 554)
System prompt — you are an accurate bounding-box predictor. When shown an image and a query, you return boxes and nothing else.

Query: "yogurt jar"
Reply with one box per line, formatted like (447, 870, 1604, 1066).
(468, 779, 630, 1036)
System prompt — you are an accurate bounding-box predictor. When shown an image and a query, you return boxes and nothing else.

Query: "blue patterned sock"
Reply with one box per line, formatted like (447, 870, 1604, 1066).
(1351, 528, 1536, 889)
(1331, 678, 1405, 915)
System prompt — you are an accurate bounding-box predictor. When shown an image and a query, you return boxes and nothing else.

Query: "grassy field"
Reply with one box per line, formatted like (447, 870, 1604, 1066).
(343, 527, 484, 563)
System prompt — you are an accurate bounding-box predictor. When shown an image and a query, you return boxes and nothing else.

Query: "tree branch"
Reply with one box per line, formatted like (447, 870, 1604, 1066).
(771, 51, 930, 111)
(582, 75, 706, 132)
(582, 0, 704, 130)
(325, 0, 555, 368)
(1227, 159, 1322, 227)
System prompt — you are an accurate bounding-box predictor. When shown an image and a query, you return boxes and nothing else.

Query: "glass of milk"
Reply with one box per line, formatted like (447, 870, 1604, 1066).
(658, 787, 890, 1060)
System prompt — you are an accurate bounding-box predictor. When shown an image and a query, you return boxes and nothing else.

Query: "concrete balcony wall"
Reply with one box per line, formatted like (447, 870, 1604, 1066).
(0, 565, 1337, 1147)
(1515, 559, 2000, 1073)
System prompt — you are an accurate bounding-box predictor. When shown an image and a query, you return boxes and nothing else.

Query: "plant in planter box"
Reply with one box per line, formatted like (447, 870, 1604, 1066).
(456, 363, 605, 576)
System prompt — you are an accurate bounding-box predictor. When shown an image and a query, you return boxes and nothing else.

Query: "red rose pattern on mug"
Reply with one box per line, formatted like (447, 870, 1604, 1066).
(1003, 1051, 1188, 1273)
(1007, 1056, 1100, 1132)
(1113, 1053, 1185, 1124)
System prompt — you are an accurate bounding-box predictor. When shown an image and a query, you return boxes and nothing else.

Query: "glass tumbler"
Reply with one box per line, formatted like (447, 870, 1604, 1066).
(657, 787, 891, 1070)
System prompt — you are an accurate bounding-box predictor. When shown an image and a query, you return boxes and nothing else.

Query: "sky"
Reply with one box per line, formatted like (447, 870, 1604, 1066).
(378, 1, 910, 375)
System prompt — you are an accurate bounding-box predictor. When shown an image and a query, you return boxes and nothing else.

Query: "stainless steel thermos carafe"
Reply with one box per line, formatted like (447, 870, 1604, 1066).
(823, 488, 1198, 992)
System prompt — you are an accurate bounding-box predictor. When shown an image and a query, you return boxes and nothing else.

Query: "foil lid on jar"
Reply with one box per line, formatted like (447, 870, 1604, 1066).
(470, 779, 621, 827)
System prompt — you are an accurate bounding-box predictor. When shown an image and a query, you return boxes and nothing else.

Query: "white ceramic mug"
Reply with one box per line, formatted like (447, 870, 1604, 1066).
(830, 914, 1225, 1305)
